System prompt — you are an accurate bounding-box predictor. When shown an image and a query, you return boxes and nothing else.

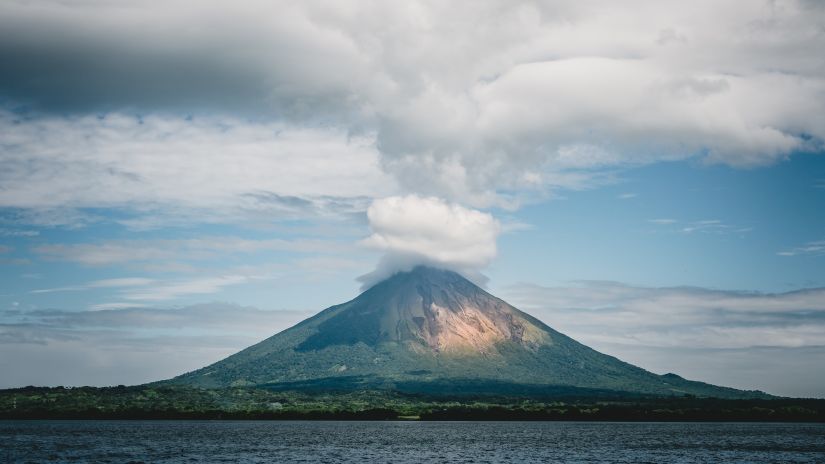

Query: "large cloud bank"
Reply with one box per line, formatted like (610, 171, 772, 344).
(0, 0, 823, 214)
(0, 111, 393, 223)
(359, 195, 500, 287)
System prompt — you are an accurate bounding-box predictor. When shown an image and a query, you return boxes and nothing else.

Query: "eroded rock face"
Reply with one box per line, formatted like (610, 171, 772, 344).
(418, 303, 506, 353)
(401, 287, 549, 354)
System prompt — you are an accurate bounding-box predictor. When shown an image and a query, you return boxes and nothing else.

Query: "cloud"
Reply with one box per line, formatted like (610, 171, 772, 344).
(26, 234, 372, 304)
(29, 286, 85, 295)
(0, 303, 313, 387)
(778, 240, 825, 257)
(505, 281, 825, 349)
(358, 195, 500, 287)
(0, 228, 39, 237)
(681, 219, 725, 234)
(0, 1, 823, 213)
(500, 281, 825, 396)
(87, 278, 156, 288)
(28, 273, 263, 304)
(119, 275, 260, 302)
(647, 218, 752, 235)
(33, 236, 351, 266)
(88, 303, 149, 311)
(0, 111, 395, 222)
(0, 208, 100, 230)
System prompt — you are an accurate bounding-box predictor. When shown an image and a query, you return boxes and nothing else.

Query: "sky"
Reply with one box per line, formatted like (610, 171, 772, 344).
(1, 0, 824, 398)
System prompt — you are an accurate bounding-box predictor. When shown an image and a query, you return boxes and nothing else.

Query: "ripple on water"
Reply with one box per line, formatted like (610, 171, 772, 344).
(1, 421, 824, 464)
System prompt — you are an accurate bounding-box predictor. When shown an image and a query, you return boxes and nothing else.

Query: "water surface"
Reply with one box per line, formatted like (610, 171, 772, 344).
(2, 420, 824, 463)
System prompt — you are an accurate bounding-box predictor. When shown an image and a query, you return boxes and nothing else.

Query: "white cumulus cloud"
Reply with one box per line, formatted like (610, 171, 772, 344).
(359, 195, 500, 287)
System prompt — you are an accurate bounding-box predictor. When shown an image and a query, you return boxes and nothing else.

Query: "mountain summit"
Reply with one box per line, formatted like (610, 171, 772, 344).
(167, 266, 766, 398)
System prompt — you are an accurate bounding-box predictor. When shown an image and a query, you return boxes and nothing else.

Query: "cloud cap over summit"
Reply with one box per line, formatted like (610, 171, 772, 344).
(358, 195, 500, 288)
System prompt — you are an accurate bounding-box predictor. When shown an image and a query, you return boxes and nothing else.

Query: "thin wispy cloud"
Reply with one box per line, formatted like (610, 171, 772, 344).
(778, 240, 825, 257)
(88, 278, 156, 288)
(681, 219, 725, 234)
(119, 275, 264, 302)
(33, 236, 353, 266)
(0, 228, 39, 237)
(647, 218, 752, 235)
(30, 274, 272, 306)
(88, 303, 150, 311)
(29, 286, 85, 295)
(31, 278, 156, 295)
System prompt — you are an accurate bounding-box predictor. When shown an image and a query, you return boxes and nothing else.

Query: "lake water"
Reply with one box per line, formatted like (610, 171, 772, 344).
(2, 420, 824, 463)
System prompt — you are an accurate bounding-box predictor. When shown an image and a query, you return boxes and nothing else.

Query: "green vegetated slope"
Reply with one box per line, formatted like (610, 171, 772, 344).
(164, 267, 768, 400)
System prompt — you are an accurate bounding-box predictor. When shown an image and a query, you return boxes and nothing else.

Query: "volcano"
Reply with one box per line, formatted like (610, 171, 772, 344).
(166, 266, 766, 398)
